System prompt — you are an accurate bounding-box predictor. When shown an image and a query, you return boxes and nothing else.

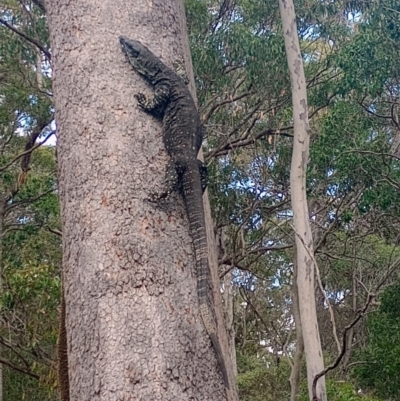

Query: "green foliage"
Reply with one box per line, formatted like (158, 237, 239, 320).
(0, 1, 58, 398)
(0, 183, 60, 398)
(355, 281, 400, 399)
(237, 351, 291, 401)
(298, 380, 383, 401)
(185, 1, 400, 401)
(4, 370, 58, 401)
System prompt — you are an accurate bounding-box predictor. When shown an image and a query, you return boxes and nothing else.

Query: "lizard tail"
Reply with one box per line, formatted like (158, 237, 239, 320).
(210, 332, 230, 390)
(197, 258, 230, 390)
(182, 164, 230, 389)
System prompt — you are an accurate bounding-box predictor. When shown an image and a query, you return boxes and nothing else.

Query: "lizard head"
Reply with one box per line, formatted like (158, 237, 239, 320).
(119, 36, 162, 82)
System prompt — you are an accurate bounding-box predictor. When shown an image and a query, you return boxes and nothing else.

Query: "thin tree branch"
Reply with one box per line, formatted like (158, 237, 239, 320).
(202, 90, 254, 122)
(346, 361, 368, 369)
(0, 18, 51, 61)
(376, 254, 400, 291)
(0, 336, 31, 369)
(5, 187, 55, 213)
(240, 287, 285, 348)
(205, 127, 293, 158)
(331, 149, 400, 163)
(314, 196, 346, 252)
(282, 326, 294, 369)
(311, 294, 375, 401)
(47, 226, 62, 237)
(358, 100, 392, 120)
(316, 262, 341, 353)
(0, 357, 40, 379)
(0, 130, 54, 174)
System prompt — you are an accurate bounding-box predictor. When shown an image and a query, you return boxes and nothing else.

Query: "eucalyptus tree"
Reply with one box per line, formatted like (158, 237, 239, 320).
(186, 0, 400, 400)
(46, 0, 237, 399)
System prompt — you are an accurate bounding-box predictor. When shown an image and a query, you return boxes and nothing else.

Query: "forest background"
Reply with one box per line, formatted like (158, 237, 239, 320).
(1, 0, 400, 400)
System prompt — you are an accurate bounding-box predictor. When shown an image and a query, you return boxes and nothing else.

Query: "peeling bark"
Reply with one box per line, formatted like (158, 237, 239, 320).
(290, 255, 304, 401)
(278, 0, 327, 400)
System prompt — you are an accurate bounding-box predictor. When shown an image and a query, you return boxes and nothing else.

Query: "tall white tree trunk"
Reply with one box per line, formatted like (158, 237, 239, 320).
(278, 1, 327, 400)
(46, 0, 235, 399)
(290, 255, 304, 401)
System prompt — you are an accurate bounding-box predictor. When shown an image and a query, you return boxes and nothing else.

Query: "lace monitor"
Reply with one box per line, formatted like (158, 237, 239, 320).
(119, 36, 229, 389)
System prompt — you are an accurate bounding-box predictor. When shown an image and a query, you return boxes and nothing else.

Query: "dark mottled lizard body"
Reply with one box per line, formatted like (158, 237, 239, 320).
(119, 36, 229, 389)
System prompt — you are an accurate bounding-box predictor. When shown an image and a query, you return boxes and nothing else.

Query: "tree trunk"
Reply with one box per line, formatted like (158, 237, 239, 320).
(46, 0, 232, 399)
(290, 256, 304, 401)
(223, 270, 237, 377)
(278, 1, 327, 400)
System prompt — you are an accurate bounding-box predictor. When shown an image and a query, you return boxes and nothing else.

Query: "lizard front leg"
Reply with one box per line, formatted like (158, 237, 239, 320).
(135, 84, 170, 116)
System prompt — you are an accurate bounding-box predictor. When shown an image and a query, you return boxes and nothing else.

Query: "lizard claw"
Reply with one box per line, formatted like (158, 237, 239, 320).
(134, 93, 147, 109)
(145, 193, 160, 203)
(145, 190, 171, 203)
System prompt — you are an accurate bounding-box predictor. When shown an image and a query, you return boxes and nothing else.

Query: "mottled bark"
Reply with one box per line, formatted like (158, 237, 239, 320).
(278, 0, 327, 400)
(46, 0, 231, 399)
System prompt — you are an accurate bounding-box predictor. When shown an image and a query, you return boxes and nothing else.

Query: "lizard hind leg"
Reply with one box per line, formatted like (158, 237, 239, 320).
(147, 159, 181, 202)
